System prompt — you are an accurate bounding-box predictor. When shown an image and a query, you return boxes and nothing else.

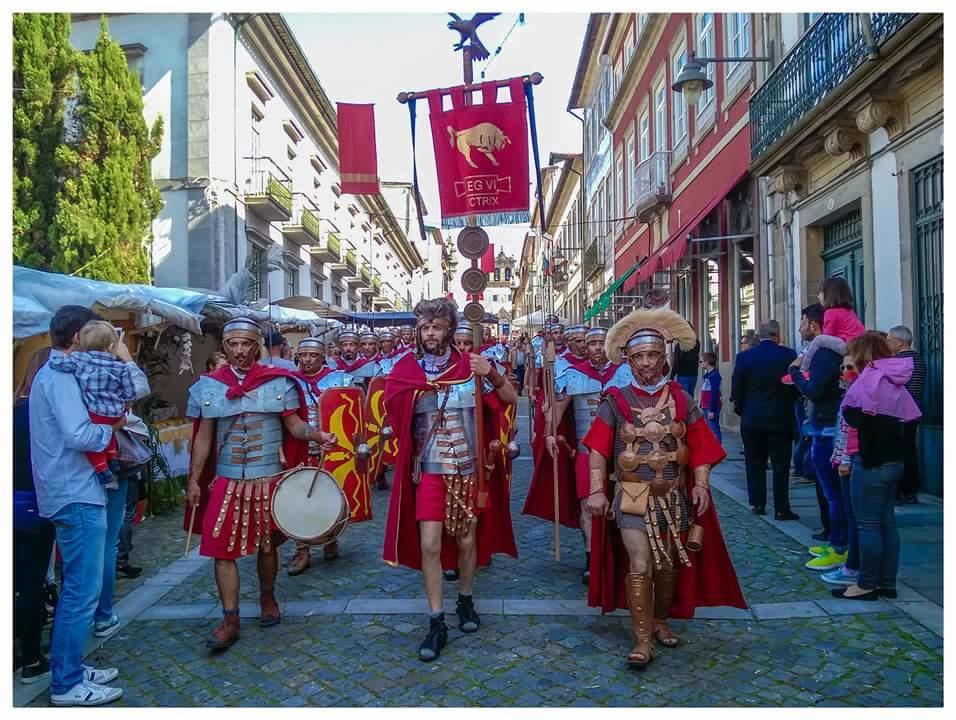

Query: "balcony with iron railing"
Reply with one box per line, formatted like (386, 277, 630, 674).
(344, 249, 363, 287)
(358, 263, 375, 294)
(634, 151, 672, 223)
(750, 13, 915, 160)
(283, 195, 322, 247)
(312, 229, 341, 264)
(582, 234, 606, 281)
(244, 156, 293, 221)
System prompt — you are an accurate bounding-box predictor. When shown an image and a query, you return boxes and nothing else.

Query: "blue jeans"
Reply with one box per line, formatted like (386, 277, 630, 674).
(50, 502, 107, 694)
(96, 478, 129, 623)
(810, 434, 847, 551)
(677, 376, 698, 396)
(840, 468, 859, 571)
(851, 458, 903, 591)
(705, 415, 722, 444)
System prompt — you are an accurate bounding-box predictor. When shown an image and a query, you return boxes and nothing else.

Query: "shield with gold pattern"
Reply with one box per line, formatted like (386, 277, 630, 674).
(318, 387, 372, 522)
(364, 375, 393, 480)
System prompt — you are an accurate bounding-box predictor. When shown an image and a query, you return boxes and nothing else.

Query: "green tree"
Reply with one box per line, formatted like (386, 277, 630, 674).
(49, 17, 164, 283)
(13, 13, 76, 268)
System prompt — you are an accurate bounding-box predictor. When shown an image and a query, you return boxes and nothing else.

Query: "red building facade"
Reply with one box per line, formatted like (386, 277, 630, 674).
(602, 13, 761, 371)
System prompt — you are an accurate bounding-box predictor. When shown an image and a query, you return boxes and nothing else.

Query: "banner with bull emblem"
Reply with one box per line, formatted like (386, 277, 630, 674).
(424, 77, 530, 227)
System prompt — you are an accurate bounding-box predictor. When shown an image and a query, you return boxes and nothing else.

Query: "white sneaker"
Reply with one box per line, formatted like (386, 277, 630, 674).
(821, 566, 859, 586)
(93, 614, 121, 638)
(84, 665, 119, 684)
(50, 680, 123, 707)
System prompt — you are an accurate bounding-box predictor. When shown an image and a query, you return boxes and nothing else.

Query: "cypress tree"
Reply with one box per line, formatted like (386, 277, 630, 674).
(48, 16, 164, 283)
(12, 13, 76, 269)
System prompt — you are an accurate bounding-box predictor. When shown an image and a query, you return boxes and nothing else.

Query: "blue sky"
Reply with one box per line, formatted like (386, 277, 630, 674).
(286, 12, 587, 258)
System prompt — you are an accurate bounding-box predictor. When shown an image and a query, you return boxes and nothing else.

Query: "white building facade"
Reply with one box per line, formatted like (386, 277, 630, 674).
(70, 13, 422, 313)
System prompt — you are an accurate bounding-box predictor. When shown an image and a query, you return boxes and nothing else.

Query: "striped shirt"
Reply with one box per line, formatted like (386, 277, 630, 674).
(897, 350, 927, 408)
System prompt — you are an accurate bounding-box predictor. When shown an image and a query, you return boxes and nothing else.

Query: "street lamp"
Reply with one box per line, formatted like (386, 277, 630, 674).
(672, 51, 772, 107)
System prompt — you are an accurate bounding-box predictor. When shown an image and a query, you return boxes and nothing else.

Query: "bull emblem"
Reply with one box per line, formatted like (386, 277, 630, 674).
(448, 122, 511, 169)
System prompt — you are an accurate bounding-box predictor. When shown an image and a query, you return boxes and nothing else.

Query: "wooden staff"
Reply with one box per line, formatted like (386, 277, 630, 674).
(184, 502, 198, 558)
(545, 338, 561, 561)
(473, 328, 488, 510)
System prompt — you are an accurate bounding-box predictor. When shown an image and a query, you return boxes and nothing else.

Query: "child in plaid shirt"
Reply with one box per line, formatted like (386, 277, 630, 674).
(48, 321, 149, 486)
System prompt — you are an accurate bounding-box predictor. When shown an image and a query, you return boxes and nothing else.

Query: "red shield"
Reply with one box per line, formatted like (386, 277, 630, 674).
(364, 376, 396, 475)
(318, 386, 372, 522)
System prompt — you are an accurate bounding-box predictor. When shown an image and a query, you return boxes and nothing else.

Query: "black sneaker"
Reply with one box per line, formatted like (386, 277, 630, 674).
(116, 564, 143, 579)
(21, 657, 51, 684)
(418, 616, 448, 662)
(811, 529, 829, 541)
(456, 595, 480, 633)
(443, 569, 459, 582)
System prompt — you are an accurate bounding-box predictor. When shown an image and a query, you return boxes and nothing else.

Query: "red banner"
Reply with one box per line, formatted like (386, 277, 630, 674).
(337, 103, 380, 195)
(427, 78, 530, 227)
(481, 243, 496, 273)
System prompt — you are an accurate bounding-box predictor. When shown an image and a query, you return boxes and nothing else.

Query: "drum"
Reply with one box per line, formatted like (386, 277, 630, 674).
(272, 466, 349, 546)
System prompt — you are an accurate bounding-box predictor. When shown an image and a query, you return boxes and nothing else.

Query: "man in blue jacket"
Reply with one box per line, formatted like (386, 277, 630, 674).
(789, 304, 847, 572)
(732, 321, 799, 520)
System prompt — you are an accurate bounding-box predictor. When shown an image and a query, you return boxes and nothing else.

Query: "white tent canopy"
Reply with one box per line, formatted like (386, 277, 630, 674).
(511, 310, 570, 328)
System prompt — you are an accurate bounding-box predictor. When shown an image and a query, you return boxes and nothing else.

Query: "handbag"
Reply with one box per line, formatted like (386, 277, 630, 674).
(616, 480, 650, 517)
(114, 428, 153, 471)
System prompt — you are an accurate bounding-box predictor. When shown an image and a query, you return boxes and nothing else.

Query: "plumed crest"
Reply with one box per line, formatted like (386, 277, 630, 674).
(605, 307, 697, 363)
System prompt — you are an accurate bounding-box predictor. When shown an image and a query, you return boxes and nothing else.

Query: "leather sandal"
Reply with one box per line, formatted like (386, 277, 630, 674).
(654, 622, 679, 647)
(625, 573, 654, 668)
(259, 591, 281, 627)
(206, 609, 240, 650)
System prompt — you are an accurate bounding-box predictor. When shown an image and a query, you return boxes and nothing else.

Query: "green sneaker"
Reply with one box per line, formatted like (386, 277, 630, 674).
(805, 549, 848, 571)
(808, 544, 832, 558)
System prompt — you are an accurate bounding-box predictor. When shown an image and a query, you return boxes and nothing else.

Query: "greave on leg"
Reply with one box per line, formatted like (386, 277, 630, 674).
(625, 572, 654, 666)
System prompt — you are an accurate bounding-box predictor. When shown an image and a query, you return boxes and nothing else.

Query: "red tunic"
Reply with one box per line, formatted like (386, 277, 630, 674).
(382, 350, 518, 570)
(582, 381, 746, 618)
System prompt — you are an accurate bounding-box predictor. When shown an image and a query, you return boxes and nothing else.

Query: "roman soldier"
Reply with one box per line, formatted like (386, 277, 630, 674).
(562, 325, 589, 369)
(399, 326, 414, 352)
(360, 331, 381, 362)
(582, 308, 745, 668)
(523, 317, 579, 531)
(184, 318, 337, 649)
(527, 327, 635, 584)
(286, 337, 360, 576)
(330, 328, 381, 381)
(383, 298, 518, 662)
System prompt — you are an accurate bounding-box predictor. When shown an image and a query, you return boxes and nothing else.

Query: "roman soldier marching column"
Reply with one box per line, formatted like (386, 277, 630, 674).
(581, 308, 745, 668)
(184, 318, 337, 650)
(382, 298, 518, 663)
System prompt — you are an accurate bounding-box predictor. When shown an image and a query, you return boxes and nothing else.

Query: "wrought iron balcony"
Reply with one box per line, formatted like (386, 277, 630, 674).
(582, 235, 606, 281)
(373, 272, 382, 292)
(358, 263, 375, 294)
(245, 157, 293, 221)
(750, 13, 915, 160)
(283, 200, 321, 247)
(345, 249, 357, 274)
(634, 151, 672, 223)
(311, 230, 341, 263)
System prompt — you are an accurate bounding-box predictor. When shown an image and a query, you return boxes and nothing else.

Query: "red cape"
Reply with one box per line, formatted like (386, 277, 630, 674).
(583, 382, 747, 617)
(521, 351, 589, 529)
(183, 363, 311, 533)
(336, 355, 377, 374)
(382, 350, 518, 570)
(293, 365, 334, 396)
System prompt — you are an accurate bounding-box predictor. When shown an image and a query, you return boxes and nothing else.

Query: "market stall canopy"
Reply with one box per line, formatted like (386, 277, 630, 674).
(512, 310, 570, 327)
(14, 265, 209, 338)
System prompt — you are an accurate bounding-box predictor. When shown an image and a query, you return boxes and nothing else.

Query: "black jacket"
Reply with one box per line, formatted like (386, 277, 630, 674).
(790, 346, 843, 430)
(843, 407, 906, 468)
(731, 340, 798, 433)
(671, 340, 700, 379)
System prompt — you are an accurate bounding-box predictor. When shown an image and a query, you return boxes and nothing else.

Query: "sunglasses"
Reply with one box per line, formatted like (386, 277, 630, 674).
(841, 364, 856, 371)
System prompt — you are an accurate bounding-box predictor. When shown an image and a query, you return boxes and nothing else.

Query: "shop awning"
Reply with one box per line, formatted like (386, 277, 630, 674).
(624, 169, 749, 292)
(583, 259, 642, 322)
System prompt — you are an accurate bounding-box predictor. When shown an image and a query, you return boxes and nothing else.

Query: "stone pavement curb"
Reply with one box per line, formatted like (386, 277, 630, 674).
(709, 471, 943, 638)
(13, 548, 206, 707)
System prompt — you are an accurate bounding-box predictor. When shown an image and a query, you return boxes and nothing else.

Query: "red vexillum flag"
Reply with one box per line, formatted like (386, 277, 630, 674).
(337, 103, 380, 195)
(426, 78, 530, 228)
(480, 243, 496, 273)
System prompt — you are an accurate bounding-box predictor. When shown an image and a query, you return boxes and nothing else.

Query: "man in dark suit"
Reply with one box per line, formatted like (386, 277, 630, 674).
(732, 321, 800, 520)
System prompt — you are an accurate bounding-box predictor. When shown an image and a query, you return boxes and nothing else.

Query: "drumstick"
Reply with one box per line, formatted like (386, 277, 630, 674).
(306, 451, 325, 498)
(184, 502, 198, 557)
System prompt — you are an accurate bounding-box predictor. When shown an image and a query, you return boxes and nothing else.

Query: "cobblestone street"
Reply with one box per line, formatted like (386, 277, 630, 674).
(21, 399, 943, 707)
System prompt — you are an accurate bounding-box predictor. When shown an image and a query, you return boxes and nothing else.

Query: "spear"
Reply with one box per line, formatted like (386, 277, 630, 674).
(545, 337, 560, 561)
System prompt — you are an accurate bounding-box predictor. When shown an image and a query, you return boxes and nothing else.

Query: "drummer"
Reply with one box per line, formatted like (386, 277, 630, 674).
(185, 318, 336, 650)
(287, 337, 358, 576)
